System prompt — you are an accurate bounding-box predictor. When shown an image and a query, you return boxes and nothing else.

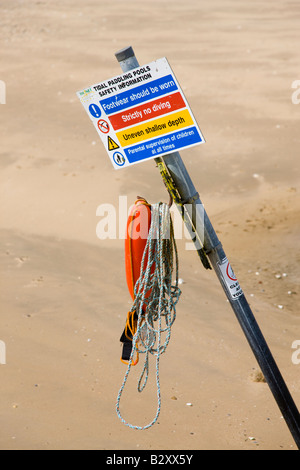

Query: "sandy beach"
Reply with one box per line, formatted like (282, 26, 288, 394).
(0, 0, 300, 450)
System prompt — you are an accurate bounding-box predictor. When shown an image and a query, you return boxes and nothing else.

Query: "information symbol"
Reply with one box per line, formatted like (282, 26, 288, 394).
(89, 103, 102, 118)
(113, 152, 125, 166)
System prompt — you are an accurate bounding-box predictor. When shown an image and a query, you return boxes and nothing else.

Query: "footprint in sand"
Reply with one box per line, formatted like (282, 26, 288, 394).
(14, 256, 30, 267)
(24, 276, 44, 288)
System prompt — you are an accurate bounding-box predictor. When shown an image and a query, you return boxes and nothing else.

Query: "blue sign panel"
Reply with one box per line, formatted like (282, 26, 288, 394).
(99, 75, 178, 116)
(124, 127, 202, 164)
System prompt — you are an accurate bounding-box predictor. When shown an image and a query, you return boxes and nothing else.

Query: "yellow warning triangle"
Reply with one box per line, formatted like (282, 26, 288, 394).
(108, 136, 120, 151)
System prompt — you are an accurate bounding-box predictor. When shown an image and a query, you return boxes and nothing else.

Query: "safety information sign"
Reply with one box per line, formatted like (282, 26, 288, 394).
(77, 57, 205, 169)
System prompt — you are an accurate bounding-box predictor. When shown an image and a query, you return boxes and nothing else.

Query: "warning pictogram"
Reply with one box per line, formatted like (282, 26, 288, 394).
(89, 103, 102, 118)
(113, 151, 125, 166)
(226, 263, 237, 281)
(97, 119, 110, 134)
(108, 136, 120, 151)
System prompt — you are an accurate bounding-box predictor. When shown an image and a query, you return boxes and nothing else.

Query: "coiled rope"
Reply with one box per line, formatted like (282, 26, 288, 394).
(116, 202, 181, 430)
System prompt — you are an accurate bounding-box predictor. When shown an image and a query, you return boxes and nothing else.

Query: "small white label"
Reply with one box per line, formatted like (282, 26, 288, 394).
(218, 258, 243, 300)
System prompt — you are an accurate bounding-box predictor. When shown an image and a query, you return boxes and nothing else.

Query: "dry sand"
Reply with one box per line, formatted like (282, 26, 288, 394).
(0, 0, 300, 450)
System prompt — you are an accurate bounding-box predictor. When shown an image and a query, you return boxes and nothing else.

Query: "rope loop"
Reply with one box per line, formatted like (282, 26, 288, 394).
(116, 202, 181, 430)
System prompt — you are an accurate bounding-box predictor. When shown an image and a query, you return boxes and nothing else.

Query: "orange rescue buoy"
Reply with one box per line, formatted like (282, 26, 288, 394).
(120, 197, 152, 365)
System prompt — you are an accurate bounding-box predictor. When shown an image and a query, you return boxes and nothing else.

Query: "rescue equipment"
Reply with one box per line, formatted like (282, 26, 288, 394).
(117, 201, 181, 430)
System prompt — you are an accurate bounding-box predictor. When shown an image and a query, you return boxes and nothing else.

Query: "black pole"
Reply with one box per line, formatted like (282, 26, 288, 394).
(115, 46, 300, 449)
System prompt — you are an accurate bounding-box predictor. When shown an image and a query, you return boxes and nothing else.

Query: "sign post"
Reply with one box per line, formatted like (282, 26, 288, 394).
(77, 46, 300, 448)
(113, 46, 300, 449)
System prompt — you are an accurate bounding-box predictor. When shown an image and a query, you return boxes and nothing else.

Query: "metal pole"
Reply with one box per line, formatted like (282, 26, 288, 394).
(115, 46, 300, 449)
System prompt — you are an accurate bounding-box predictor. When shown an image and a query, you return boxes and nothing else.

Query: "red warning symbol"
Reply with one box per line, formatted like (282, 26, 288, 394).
(97, 119, 110, 134)
(226, 263, 237, 281)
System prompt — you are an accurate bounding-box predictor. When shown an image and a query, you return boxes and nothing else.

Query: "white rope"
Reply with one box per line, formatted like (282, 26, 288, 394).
(116, 202, 181, 430)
